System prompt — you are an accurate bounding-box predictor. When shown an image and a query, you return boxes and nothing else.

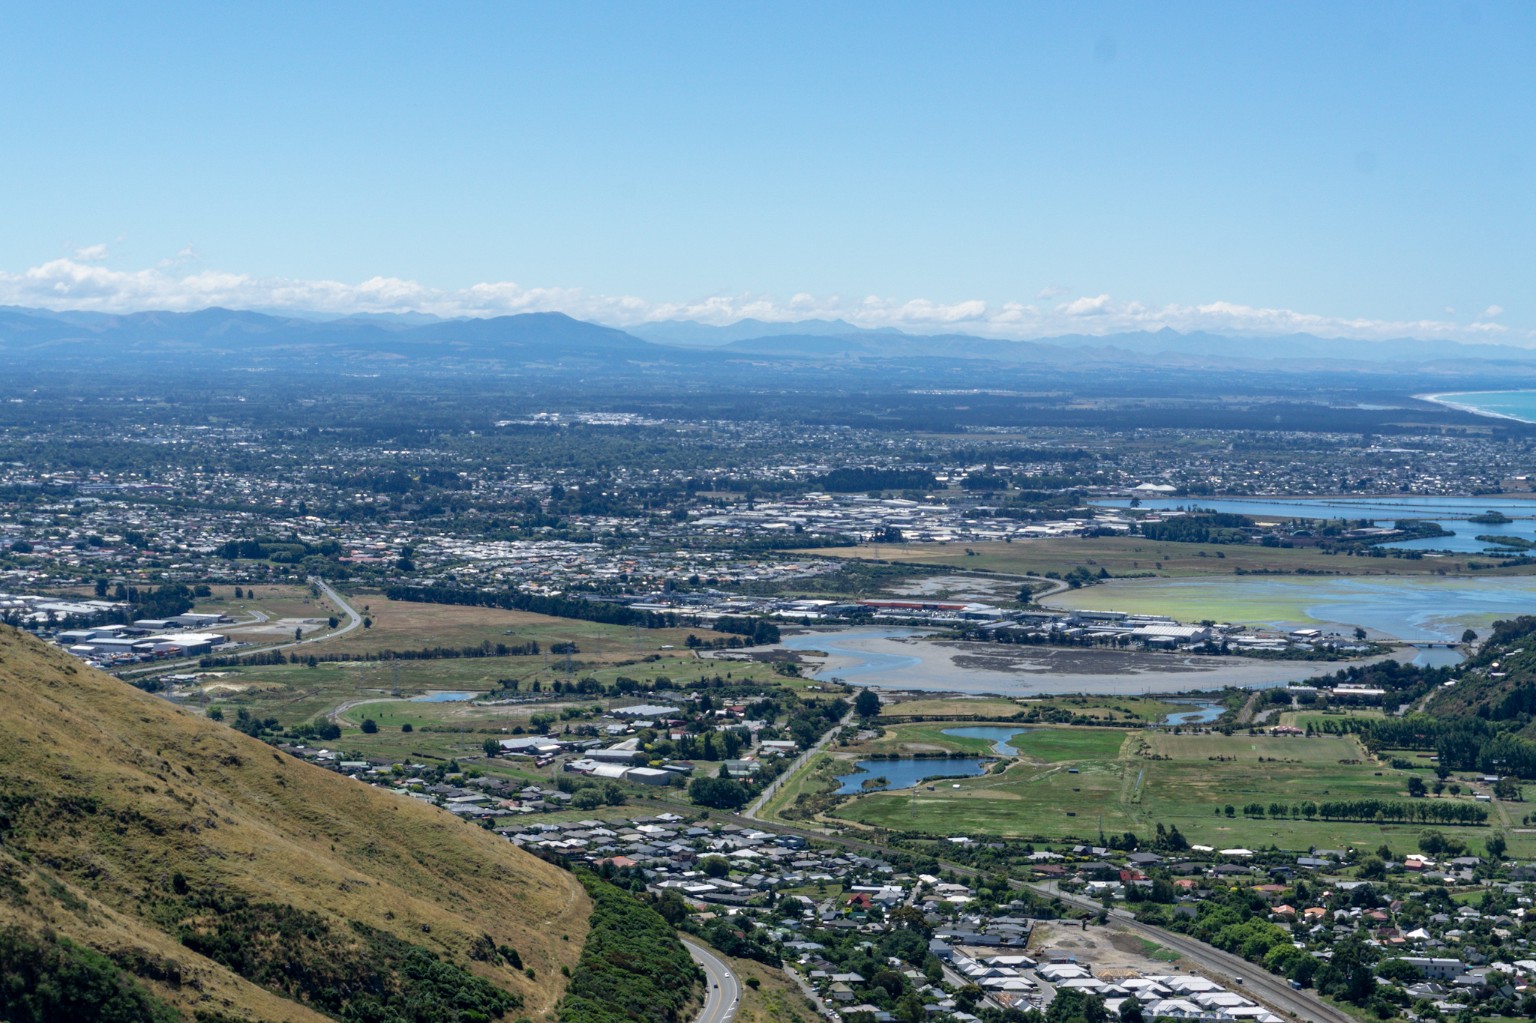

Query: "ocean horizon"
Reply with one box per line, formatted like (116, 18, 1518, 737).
(1422, 390, 1536, 424)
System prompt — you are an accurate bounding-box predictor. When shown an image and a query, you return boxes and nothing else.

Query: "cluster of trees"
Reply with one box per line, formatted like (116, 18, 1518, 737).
(129, 584, 196, 621)
(817, 468, 938, 492)
(683, 631, 775, 651)
(695, 915, 779, 965)
(657, 727, 749, 762)
(0, 925, 183, 1023)
(559, 872, 699, 1023)
(301, 639, 541, 663)
(1226, 797, 1487, 825)
(1362, 715, 1536, 779)
(1136, 512, 1254, 545)
(782, 696, 850, 748)
(688, 775, 751, 810)
(710, 616, 781, 645)
(783, 913, 943, 1023)
(386, 583, 682, 629)
(1144, 888, 1388, 1010)
(557, 775, 630, 811)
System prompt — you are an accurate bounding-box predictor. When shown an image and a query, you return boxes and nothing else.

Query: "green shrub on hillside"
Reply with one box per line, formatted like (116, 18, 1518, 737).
(0, 926, 182, 1023)
(172, 894, 517, 1023)
(560, 872, 700, 1023)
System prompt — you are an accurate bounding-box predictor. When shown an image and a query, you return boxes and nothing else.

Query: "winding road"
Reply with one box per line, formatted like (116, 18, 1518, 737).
(118, 576, 363, 679)
(306, 576, 364, 643)
(681, 937, 741, 1023)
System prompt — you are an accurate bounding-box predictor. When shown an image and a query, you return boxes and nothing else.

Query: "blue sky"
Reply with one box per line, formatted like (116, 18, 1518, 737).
(2, 1, 1532, 340)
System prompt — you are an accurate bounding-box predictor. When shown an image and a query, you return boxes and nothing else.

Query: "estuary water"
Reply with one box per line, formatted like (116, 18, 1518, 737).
(1040, 573, 1536, 643)
(1096, 495, 1536, 553)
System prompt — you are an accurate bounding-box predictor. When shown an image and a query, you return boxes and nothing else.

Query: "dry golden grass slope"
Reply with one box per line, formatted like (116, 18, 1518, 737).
(0, 625, 588, 1022)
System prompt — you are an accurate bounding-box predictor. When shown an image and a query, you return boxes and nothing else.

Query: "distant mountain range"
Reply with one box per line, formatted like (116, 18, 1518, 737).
(0, 306, 667, 370)
(625, 317, 898, 346)
(4, 305, 1536, 381)
(649, 318, 1536, 368)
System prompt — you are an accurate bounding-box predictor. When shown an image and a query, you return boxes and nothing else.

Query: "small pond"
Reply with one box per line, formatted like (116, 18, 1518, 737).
(1159, 700, 1224, 726)
(835, 757, 991, 795)
(411, 691, 479, 702)
(1410, 646, 1465, 669)
(942, 726, 1031, 755)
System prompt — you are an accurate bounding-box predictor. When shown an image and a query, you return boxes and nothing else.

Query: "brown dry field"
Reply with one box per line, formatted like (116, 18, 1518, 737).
(304, 590, 712, 659)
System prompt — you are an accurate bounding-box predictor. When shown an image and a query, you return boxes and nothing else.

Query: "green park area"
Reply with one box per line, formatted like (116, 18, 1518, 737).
(827, 723, 1536, 857)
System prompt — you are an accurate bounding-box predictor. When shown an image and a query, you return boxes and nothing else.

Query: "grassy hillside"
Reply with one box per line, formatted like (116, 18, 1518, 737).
(0, 625, 588, 1022)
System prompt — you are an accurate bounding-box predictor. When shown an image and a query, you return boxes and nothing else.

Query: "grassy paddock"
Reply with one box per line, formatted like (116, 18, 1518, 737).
(758, 753, 841, 825)
(1277, 708, 1387, 729)
(304, 592, 714, 659)
(851, 721, 1026, 755)
(881, 695, 1182, 725)
(199, 600, 797, 729)
(799, 537, 1536, 578)
(1021, 695, 1185, 724)
(883, 697, 1023, 719)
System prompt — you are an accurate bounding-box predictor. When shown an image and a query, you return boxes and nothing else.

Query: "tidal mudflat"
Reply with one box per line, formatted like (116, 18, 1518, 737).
(779, 628, 1342, 696)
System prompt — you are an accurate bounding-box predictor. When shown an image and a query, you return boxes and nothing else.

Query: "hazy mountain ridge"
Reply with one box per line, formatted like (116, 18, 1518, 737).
(0, 625, 587, 1023)
(3, 306, 1536, 380)
(625, 317, 898, 346)
(713, 324, 1536, 367)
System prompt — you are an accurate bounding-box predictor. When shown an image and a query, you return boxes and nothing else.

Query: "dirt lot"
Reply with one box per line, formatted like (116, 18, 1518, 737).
(1027, 920, 1183, 979)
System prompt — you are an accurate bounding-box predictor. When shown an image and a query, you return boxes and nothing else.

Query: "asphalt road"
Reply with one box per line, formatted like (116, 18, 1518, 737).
(682, 936, 741, 1023)
(744, 709, 852, 820)
(119, 576, 363, 679)
(307, 576, 363, 642)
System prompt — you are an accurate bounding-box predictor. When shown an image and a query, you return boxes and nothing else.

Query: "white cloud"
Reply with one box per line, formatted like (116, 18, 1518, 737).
(0, 256, 1528, 345)
(1058, 294, 1114, 317)
(72, 243, 109, 261)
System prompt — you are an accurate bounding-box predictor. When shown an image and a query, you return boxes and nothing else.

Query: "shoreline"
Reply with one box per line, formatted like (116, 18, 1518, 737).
(1417, 390, 1536, 424)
